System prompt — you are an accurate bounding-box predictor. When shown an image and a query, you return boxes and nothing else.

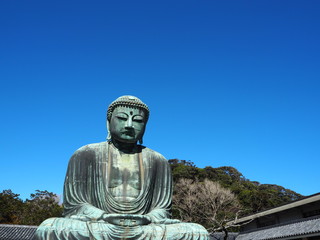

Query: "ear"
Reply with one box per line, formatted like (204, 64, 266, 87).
(138, 125, 147, 145)
(106, 121, 111, 140)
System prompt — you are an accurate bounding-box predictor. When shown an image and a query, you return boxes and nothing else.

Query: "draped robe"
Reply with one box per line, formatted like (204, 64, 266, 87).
(33, 141, 209, 240)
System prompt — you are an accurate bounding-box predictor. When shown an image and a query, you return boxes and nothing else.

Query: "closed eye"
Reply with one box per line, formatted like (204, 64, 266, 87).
(115, 112, 128, 120)
(133, 116, 144, 122)
(133, 119, 143, 123)
(117, 116, 127, 121)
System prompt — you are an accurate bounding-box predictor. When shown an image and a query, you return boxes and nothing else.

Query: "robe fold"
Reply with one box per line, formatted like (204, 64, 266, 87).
(33, 141, 209, 240)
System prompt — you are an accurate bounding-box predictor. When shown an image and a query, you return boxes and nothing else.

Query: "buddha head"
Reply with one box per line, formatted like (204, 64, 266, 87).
(107, 96, 150, 145)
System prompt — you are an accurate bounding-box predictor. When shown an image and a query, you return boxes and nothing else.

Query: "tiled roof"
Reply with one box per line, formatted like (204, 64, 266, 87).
(211, 232, 238, 240)
(231, 192, 320, 225)
(236, 216, 320, 240)
(0, 224, 37, 240)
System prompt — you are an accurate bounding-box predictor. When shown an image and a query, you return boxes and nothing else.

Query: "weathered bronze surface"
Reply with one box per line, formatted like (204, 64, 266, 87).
(34, 96, 209, 239)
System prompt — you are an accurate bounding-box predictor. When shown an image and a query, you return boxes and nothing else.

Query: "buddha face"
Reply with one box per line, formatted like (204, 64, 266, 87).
(109, 106, 147, 144)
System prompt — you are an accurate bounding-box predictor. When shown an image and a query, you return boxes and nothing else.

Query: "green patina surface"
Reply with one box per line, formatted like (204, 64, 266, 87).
(34, 96, 209, 240)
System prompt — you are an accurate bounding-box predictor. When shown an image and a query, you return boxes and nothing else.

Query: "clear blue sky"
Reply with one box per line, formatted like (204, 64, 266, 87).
(1, 0, 319, 200)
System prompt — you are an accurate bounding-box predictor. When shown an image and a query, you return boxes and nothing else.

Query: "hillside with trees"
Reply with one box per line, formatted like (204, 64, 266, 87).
(169, 159, 303, 232)
(0, 160, 302, 230)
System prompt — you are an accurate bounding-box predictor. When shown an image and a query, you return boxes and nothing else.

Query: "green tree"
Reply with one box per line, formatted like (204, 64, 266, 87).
(169, 159, 303, 219)
(168, 159, 200, 181)
(22, 190, 63, 225)
(0, 189, 24, 224)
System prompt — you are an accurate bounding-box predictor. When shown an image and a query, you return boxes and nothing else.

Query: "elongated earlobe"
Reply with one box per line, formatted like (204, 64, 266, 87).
(106, 121, 111, 141)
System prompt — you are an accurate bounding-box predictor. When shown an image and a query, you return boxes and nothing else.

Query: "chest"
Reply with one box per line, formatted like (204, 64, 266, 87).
(107, 152, 143, 201)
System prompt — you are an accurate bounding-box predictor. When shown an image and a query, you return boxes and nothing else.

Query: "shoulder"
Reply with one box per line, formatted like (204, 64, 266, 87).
(75, 141, 108, 152)
(70, 141, 108, 160)
(142, 147, 172, 174)
(142, 147, 167, 162)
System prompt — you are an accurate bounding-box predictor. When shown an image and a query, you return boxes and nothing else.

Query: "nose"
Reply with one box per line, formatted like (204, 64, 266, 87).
(125, 117, 133, 128)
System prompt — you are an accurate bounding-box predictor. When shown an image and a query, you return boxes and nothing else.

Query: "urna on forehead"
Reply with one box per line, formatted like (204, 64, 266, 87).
(107, 95, 150, 121)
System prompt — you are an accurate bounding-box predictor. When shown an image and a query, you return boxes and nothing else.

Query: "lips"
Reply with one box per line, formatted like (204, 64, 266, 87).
(122, 130, 135, 137)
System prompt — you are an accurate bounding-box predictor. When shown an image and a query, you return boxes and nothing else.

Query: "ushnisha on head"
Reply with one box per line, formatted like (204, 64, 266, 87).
(107, 96, 150, 145)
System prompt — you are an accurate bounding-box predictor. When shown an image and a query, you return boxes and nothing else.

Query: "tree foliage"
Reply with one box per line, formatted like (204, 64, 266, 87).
(168, 159, 200, 182)
(22, 190, 63, 225)
(169, 159, 303, 218)
(0, 189, 63, 225)
(0, 190, 24, 224)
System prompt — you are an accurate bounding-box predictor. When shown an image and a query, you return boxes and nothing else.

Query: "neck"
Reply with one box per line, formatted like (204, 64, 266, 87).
(111, 138, 139, 153)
